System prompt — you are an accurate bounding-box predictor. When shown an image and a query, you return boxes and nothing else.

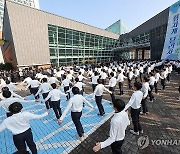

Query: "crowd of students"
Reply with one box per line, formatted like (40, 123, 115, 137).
(0, 59, 179, 154)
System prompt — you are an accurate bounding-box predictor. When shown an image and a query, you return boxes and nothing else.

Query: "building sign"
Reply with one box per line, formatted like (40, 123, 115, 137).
(161, 1, 180, 60)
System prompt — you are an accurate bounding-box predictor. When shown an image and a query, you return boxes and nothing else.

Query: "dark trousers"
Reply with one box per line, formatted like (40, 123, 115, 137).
(148, 85, 154, 101)
(42, 92, 51, 109)
(161, 79, 166, 90)
(140, 72, 143, 82)
(71, 111, 84, 137)
(154, 81, 158, 93)
(109, 87, 115, 103)
(51, 100, 62, 119)
(118, 82, 124, 95)
(13, 128, 37, 154)
(31, 87, 39, 99)
(167, 73, 170, 82)
(92, 84, 97, 92)
(131, 108, 142, 132)
(102, 79, 106, 85)
(95, 96, 105, 115)
(128, 78, 132, 89)
(6, 112, 13, 117)
(110, 140, 124, 154)
(141, 97, 148, 113)
(64, 86, 70, 100)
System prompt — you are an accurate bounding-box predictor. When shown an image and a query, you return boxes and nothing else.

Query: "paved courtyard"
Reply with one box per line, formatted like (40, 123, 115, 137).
(0, 72, 180, 154)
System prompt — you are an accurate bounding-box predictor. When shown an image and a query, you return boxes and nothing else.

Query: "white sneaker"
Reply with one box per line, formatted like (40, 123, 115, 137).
(77, 136, 85, 143)
(130, 130, 139, 135)
(140, 130, 143, 134)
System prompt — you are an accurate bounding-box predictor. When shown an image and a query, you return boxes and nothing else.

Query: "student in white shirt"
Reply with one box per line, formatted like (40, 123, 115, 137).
(124, 82, 143, 135)
(128, 68, 134, 89)
(0, 102, 48, 154)
(148, 72, 155, 102)
(154, 69, 162, 94)
(117, 70, 127, 95)
(1, 86, 23, 100)
(59, 87, 95, 141)
(26, 76, 41, 102)
(61, 74, 71, 100)
(92, 79, 112, 116)
(0, 90, 34, 117)
(100, 69, 108, 85)
(48, 74, 60, 88)
(45, 83, 66, 124)
(141, 76, 150, 114)
(106, 72, 117, 103)
(35, 78, 52, 111)
(91, 71, 99, 92)
(160, 68, 167, 90)
(93, 99, 130, 154)
(74, 78, 86, 95)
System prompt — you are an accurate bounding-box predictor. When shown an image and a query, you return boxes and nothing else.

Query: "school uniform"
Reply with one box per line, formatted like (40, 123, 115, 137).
(0, 111, 48, 154)
(93, 84, 111, 115)
(117, 73, 127, 95)
(124, 90, 143, 132)
(36, 83, 52, 109)
(149, 76, 156, 101)
(91, 75, 99, 92)
(141, 82, 149, 114)
(61, 78, 71, 100)
(0, 98, 34, 117)
(74, 82, 86, 95)
(60, 94, 93, 137)
(100, 110, 130, 154)
(45, 89, 66, 119)
(27, 80, 41, 99)
(128, 71, 134, 89)
(48, 77, 60, 87)
(108, 77, 117, 103)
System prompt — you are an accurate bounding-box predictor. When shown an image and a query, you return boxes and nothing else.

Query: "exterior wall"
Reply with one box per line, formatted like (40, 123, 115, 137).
(3, 44, 16, 66)
(4, 1, 118, 67)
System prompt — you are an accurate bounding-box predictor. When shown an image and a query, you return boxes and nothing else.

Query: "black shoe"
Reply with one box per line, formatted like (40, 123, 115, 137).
(97, 113, 105, 116)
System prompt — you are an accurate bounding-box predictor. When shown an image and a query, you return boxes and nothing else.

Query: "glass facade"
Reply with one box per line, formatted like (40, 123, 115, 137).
(48, 24, 117, 66)
(105, 20, 129, 35)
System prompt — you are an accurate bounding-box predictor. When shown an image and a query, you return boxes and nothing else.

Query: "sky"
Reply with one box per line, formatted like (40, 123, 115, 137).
(39, 0, 178, 31)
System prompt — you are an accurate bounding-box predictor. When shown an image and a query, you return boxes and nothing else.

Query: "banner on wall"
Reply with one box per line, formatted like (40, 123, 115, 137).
(161, 1, 180, 60)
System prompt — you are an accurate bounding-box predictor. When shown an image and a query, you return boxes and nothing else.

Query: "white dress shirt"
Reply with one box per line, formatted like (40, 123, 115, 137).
(21, 77, 32, 85)
(27, 80, 41, 89)
(93, 84, 111, 98)
(74, 82, 86, 91)
(61, 79, 71, 87)
(100, 110, 130, 149)
(128, 71, 134, 80)
(37, 83, 52, 94)
(78, 75, 87, 82)
(49, 77, 59, 84)
(155, 73, 162, 82)
(45, 89, 66, 101)
(124, 90, 143, 110)
(117, 73, 127, 82)
(0, 112, 48, 135)
(60, 94, 94, 121)
(149, 76, 156, 86)
(0, 98, 34, 113)
(100, 72, 108, 79)
(108, 77, 117, 87)
(141, 82, 149, 98)
(91, 76, 99, 84)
